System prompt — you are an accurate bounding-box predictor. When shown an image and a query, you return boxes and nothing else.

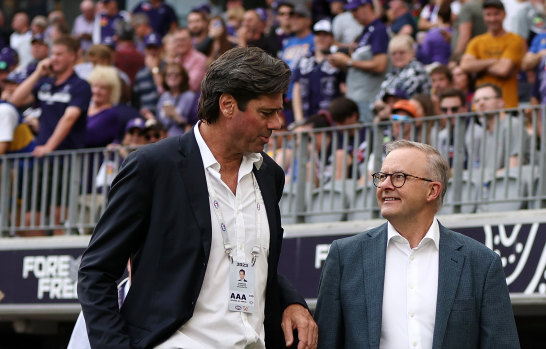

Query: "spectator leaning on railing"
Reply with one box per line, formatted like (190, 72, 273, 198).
(470, 82, 530, 178)
(9, 35, 91, 157)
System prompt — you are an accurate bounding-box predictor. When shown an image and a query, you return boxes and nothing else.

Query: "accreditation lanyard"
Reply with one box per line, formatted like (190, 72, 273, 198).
(204, 168, 264, 266)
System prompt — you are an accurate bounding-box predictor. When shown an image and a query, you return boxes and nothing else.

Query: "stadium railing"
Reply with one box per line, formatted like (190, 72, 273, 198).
(1, 105, 544, 236)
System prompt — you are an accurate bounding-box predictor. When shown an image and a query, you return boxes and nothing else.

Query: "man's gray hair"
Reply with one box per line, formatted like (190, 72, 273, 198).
(385, 140, 450, 209)
(198, 47, 291, 123)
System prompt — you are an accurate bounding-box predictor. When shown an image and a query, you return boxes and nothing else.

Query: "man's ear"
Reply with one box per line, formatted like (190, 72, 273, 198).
(426, 182, 442, 203)
(219, 93, 236, 118)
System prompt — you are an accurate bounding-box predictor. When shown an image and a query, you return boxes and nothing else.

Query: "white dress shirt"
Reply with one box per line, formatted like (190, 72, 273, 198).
(155, 123, 270, 349)
(10, 30, 32, 71)
(380, 219, 440, 349)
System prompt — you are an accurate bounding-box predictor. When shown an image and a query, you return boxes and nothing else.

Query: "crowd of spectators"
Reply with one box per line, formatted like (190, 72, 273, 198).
(0, 0, 543, 188)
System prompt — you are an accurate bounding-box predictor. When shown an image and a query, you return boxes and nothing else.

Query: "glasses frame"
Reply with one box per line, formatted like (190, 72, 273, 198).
(371, 171, 434, 188)
(440, 106, 462, 113)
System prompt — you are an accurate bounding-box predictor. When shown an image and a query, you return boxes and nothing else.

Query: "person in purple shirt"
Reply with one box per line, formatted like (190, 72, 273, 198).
(85, 66, 122, 148)
(132, 0, 178, 37)
(94, 0, 127, 46)
(9, 36, 92, 230)
(292, 19, 345, 124)
(328, 0, 389, 123)
(156, 62, 195, 137)
(416, 5, 452, 65)
(10, 36, 91, 155)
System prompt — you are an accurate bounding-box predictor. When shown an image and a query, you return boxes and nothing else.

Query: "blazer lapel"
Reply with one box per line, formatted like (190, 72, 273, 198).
(178, 130, 213, 260)
(362, 225, 387, 349)
(432, 225, 465, 349)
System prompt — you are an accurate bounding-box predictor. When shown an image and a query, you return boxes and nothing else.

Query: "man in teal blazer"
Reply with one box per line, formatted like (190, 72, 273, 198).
(315, 140, 519, 348)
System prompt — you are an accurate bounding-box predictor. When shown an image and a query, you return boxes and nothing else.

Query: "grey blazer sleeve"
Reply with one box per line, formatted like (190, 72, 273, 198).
(479, 254, 520, 348)
(315, 240, 345, 349)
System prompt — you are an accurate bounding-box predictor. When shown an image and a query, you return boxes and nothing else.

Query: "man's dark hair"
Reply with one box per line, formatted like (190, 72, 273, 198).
(53, 35, 80, 53)
(198, 47, 291, 123)
(116, 20, 135, 41)
(329, 97, 359, 124)
(189, 9, 208, 22)
(475, 82, 503, 98)
(239, 269, 245, 274)
(438, 88, 466, 106)
(304, 113, 331, 129)
(430, 65, 453, 83)
(437, 2, 451, 24)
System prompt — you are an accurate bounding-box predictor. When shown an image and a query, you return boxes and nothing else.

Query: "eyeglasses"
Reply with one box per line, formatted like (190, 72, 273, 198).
(166, 72, 181, 77)
(440, 106, 462, 113)
(472, 95, 497, 104)
(372, 171, 434, 188)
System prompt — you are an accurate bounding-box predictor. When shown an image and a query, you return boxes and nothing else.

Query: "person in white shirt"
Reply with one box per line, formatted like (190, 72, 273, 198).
(9, 12, 32, 71)
(78, 46, 318, 349)
(315, 140, 520, 348)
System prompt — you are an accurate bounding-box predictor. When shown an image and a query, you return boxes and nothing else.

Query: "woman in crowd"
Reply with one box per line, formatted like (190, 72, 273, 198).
(85, 66, 121, 148)
(450, 63, 475, 110)
(156, 62, 195, 137)
(206, 16, 235, 65)
(376, 34, 431, 101)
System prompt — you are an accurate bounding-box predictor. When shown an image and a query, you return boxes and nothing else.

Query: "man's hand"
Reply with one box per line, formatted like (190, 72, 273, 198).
(32, 145, 53, 158)
(35, 58, 53, 77)
(281, 304, 318, 349)
(328, 52, 350, 69)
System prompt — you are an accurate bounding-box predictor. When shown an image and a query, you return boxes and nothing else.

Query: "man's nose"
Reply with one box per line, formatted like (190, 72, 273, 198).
(268, 114, 282, 130)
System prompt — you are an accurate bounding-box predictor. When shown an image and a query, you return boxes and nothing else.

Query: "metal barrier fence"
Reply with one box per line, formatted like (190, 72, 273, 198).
(271, 105, 546, 223)
(1, 105, 545, 236)
(0, 148, 125, 236)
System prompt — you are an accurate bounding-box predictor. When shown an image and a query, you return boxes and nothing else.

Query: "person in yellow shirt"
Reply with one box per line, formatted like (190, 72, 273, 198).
(460, 0, 526, 109)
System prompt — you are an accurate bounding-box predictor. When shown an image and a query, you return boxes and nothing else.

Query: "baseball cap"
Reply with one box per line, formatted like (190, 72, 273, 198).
(125, 118, 146, 132)
(144, 33, 162, 47)
(382, 88, 409, 102)
(3, 71, 24, 84)
(254, 8, 268, 22)
(313, 19, 332, 34)
(192, 3, 211, 14)
(392, 100, 417, 118)
(482, 0, 505, 10)
(31, 33, 46, 44)
(0, 53, 16, 72)
(292, 4, 311, 18)
(344, 0, 373, 11)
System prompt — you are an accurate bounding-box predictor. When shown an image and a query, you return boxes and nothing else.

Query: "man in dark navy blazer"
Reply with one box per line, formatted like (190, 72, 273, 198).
(78, 47, 317, 349)
(315, 140, 520, 348)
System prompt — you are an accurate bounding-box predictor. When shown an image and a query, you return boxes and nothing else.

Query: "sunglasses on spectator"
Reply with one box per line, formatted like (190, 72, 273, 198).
(145, 133, 162, 141)
(391, 114, 412, 122)
(440, 106, 462, 113)
(128, 129, 143, 136)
